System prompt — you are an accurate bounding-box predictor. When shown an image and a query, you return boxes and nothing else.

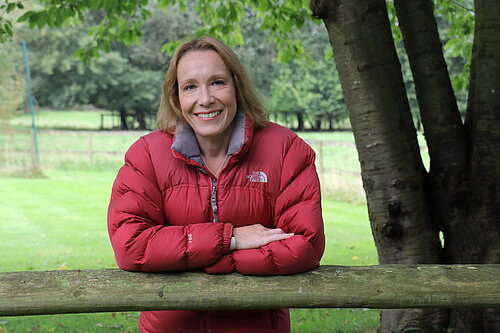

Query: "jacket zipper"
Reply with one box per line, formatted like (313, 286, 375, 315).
(197, 163, 223, 223)
(210, 177, 219, 223)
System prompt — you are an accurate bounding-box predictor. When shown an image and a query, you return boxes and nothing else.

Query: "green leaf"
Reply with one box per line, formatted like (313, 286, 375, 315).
(178, 0, 186, 12)
(17, 11, 35, 23)
(140, 8, 152, 20)
(132, 33, 141, 45)
(257, 0, 268, 11)
(157, 0, 176, 9)
(6, 2, 17, 13)
(161, 40, 182, 55)
(324, 49, 333, 60)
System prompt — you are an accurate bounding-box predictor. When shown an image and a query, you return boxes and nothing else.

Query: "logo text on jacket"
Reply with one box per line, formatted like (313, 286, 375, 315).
(246, 171, 268, 183)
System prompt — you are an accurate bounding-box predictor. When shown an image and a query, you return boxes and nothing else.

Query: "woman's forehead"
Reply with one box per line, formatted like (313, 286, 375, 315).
(177, 50, 231, 81)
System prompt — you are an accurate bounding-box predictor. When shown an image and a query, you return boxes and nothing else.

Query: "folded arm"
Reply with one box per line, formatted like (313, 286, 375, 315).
(205, 137, 325, 275)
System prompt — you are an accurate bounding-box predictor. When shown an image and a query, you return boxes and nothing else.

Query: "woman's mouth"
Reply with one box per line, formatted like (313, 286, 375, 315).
(195, 110, 222, 119)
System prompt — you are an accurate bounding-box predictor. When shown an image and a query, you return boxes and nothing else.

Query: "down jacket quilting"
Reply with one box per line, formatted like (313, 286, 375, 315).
(107, 114, 325, 333)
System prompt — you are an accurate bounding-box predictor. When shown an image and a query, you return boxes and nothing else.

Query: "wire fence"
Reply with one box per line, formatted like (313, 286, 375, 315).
(0, 130, 363, 186)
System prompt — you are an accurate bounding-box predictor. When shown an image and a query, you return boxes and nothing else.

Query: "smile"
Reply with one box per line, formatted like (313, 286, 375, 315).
(196, 110, 222, 119)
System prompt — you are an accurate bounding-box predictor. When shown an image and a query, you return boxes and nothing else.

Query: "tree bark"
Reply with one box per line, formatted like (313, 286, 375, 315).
(135, 108, 148, 130)
(393, 0, 469, 266)
(309, 0, 441, 258)
(311, 0, 500, 331)
(118, 107, 129, 130)
(296, 111, 305, 131)
(311, 0, 445, 331)
(456, 0, 500, 331)
(464, 0, 500, 268)
(327, 113, 334, 131)
(314, 115, 322, 131)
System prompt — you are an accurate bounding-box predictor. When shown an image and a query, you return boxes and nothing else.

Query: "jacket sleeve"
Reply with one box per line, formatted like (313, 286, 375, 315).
(205, 136, 325, 275)
(107, 137, 233, 272)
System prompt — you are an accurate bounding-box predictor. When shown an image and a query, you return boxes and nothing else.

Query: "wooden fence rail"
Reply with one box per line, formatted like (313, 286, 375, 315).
(1, 265, 499, 317)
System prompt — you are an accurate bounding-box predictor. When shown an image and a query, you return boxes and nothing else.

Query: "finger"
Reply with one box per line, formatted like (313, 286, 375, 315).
(268, 228, 286, 234)
(269, 233, 294, 242)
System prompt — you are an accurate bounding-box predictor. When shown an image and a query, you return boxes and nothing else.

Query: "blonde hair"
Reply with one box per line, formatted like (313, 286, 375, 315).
(157, 36, 267, 133)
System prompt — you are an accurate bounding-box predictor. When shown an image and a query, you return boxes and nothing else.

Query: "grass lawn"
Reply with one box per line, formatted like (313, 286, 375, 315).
(0, 169, 117, 272)
(1, 111, 380, 332)
(6, 110, 116, 131)
(0, 168, 379, 332)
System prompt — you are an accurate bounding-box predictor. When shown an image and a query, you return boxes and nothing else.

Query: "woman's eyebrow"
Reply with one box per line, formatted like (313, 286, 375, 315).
(208, 72, 231, 79)
(179, 72, 230, 85)
(178, 78, 196, 85)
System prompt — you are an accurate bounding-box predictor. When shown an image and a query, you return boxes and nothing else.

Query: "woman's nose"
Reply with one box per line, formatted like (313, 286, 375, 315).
(198, 86, 215, 106)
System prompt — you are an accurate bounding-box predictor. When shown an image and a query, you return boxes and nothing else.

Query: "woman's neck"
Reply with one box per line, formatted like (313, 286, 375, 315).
(195, 123, 234, 159)
(195, 131, 233, 177)
(197, 137, 229, 160)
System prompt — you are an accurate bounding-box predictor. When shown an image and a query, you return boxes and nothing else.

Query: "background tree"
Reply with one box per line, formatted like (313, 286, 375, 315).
(270, 20, 346, 131)
(14, 5, 201, 129)
(270, 58, 345, 131)
(16, 21, 159, 129)
(2, 0, 498, 332)
(0, 41, 24, 123)
(9, 2, 349, 131)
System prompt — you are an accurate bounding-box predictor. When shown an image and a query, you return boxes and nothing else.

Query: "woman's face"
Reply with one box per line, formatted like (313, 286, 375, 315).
(177, 50, 237, 146)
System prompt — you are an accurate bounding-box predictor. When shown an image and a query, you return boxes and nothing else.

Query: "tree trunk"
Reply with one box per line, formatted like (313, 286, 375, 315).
(394, 0, 469, 267)
(296, 112, 305, 131)
(118, 108, 129, 130)
(327, 113, 334, 131)
(314, 115, 322, 131)
(464, 0, 500, 268)
(135, 108, 148, 130)
(311, 0, 444, 331)
(393, 1, 500, 331)
(456, 0, 500, 331)
(311, 0, 500, 331)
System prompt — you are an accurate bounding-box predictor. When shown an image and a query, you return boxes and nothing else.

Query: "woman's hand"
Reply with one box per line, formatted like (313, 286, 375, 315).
(232, 224, 294, 250)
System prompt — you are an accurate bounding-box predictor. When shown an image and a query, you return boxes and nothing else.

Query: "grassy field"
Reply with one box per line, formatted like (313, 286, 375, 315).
(6, 110, 119, 131)
(0, 170, 379, 332)
(0, 170, 376, 272)
(1, 110, 369, 202)
(0, 110, 381, 332)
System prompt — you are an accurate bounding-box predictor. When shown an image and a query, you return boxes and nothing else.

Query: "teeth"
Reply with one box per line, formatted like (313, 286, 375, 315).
(197, 110, 221, 118)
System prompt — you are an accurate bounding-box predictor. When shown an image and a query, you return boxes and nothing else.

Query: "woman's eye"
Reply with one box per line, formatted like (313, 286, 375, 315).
(212, 80, 225, 86)
(183, 84, 196, 91)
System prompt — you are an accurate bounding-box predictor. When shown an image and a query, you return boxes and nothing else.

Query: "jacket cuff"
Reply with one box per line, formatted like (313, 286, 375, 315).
(222, 223, 233, 253)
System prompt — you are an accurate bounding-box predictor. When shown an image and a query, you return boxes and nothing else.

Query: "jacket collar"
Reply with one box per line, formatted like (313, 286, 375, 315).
(171, 110, 252, 165)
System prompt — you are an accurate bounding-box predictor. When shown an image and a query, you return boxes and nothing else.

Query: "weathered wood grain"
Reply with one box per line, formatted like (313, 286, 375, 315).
(1, 265, 498, 316)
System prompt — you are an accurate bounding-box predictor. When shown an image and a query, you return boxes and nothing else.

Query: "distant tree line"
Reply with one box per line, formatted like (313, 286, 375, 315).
(5, 3, 469, 132)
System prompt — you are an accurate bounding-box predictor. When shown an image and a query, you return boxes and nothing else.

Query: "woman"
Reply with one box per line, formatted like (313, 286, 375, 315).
(107, 36, 325, 333)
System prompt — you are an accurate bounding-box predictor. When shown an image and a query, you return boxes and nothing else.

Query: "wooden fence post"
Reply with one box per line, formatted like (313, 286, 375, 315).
(317, 140, 325, 185)
(4, 134, 11, 167)
(87, 132, 94, 165)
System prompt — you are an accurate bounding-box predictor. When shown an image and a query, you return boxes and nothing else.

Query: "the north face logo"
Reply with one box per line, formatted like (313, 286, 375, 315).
(247, 171, 268, 183)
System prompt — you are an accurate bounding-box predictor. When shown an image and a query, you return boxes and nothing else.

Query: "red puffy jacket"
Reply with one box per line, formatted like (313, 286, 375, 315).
(108, 114, 325, 333)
